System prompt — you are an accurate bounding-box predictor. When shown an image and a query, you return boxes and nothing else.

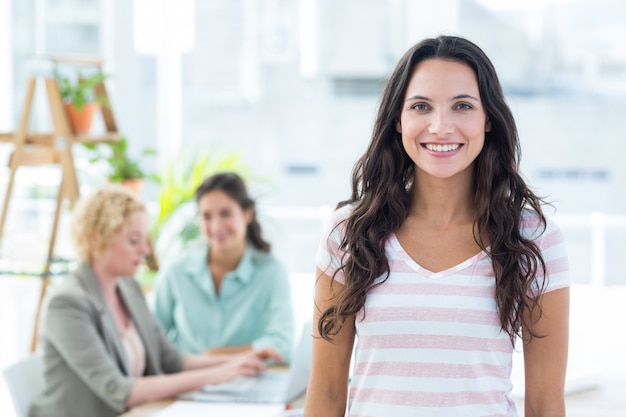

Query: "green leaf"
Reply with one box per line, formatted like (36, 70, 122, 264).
(53, 68, 110, 110)
(81, 136, 155, 182)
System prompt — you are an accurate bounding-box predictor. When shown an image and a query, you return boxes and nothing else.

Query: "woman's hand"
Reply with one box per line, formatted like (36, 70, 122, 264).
(223, 347, 283, 376)
(230, 350, 269, 376)
(213, 348, 283, 383)
(207, 350, 269, 384)
(252, 347, 283, 364)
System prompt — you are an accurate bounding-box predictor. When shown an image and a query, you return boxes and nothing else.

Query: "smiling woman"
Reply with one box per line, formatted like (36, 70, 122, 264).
(304, 35, 570, 417)
(151, 172, 295, 361)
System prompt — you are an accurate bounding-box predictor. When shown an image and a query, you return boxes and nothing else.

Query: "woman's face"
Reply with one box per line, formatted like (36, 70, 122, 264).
(198, 190, 252, 252)
(396, 58, 491, 182)
(98, 211, 151, 277)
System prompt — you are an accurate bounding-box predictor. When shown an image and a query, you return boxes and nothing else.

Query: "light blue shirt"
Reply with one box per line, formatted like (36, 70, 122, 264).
(152, 245, 295, 360)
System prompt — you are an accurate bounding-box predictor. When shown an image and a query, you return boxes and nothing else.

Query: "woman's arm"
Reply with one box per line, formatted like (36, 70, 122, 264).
(522, 287, 570, 417)
(125, 352, 267, 407)
(248, 262, 295, 360)
(184, 348, 283, 370)
(206, 344, 252, 355)
(304, 269, 355, 417)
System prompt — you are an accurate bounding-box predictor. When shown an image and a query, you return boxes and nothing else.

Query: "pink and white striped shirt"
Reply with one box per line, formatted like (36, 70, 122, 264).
(316, 205, 569, 417)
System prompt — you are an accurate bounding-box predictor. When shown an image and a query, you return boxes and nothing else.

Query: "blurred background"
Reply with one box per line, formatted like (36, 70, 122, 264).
(1, 0, 625, 415)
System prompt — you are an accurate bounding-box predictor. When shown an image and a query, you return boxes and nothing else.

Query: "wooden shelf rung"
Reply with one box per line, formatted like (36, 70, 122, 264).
(1, 132, 121, 146)
(73, 132, 121, 144)
(0, 132, 56, 145)
(50, 56, 104, 67)
(8, 148, 58, 166)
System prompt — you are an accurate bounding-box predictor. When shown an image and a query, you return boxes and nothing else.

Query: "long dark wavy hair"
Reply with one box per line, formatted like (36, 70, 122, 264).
(318, 35, 547, 345)
(196, 172, 271, 252)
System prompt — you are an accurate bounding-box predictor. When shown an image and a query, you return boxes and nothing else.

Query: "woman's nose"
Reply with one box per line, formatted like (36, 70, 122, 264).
(141, 240, 151, 256)
(428, 111, 455, 136)
(209, 217, 225, 233)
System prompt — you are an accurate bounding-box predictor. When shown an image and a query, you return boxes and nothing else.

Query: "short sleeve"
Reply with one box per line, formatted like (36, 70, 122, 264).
(522, 211, 570, 296)
(315, 204, 352, 284)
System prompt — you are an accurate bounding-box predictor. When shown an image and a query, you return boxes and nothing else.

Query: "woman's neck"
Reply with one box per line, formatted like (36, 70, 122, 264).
(91, 260, 131, 330)
(91, 260, 119, 297)
(411, 174, 476, 226)
(209, 242, 247, 272)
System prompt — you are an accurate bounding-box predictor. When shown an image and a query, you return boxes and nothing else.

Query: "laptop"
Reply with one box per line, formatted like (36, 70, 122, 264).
(184, 321, 312, 404)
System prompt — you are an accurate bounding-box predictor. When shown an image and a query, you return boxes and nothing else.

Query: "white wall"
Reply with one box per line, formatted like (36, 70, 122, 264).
(0, 0, 13, 132)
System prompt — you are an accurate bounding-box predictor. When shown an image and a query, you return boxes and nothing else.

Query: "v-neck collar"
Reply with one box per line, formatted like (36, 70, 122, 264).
(388, 233, 488, 279)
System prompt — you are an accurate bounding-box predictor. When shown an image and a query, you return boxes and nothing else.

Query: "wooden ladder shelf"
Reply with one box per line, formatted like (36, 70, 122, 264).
(0, 57, 156, 352)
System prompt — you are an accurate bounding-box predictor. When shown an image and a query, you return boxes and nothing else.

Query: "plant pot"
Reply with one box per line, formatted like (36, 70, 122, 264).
(65, 102, 98, 134)
(118, 178, 144, 195)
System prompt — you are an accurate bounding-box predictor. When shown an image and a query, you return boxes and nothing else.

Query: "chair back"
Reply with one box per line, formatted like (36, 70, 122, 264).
(2, 354, 44, 417)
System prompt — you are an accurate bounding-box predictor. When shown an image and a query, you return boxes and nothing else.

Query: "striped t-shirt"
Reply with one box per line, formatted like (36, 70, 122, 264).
(316, 205, 570, 417)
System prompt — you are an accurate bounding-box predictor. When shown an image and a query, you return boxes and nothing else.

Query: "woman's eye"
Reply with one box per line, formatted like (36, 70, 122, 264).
(455, 102, 472, 110)
(412, 103, 429, 111)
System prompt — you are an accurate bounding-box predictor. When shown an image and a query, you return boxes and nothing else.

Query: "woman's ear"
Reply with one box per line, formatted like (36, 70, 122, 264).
(485, 119, 492, 132)
(245, 208, 254, 225)
(396, 119, 402, 134)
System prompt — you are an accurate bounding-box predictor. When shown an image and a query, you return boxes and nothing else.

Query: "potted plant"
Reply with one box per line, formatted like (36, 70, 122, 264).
(83, 137, 156, 194)
(54, 69, 108, 134)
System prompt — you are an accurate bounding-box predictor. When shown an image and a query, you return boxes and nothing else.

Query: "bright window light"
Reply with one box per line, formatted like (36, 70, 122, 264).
(132, 0, 195, 55)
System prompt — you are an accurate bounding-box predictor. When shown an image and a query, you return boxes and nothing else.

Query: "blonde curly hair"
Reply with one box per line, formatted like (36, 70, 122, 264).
(71, 184, 146, 262)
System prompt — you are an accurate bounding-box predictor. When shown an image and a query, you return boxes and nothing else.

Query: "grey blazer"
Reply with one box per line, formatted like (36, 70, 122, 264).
(30, 263, 184, 417)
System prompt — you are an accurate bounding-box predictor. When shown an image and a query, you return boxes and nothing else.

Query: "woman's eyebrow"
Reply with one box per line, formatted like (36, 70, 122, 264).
(405, 93, 480, 102)
(453, 93, 480, 101)
(405, 95, 430, 102)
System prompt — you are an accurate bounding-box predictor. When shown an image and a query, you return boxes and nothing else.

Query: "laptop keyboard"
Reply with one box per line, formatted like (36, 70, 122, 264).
(203, 375, 258, 393)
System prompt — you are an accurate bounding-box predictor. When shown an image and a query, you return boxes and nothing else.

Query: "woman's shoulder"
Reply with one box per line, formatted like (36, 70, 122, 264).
(49, 277, 81, 299)
(332, 202, 354, 221)
(46, 273, 93, 312)
(246, 248, 289, 283)
(520, 207, 562, 241)
(322, 202, 354, 237)
(55, 266, 89, 294)
(248, 246, 285, 270)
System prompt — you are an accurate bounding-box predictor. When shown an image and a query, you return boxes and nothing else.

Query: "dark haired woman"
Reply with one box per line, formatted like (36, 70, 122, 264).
(152, 172, 294, 361)
(305, 36, 569, 417)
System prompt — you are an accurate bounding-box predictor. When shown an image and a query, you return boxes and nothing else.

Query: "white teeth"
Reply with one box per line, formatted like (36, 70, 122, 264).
(424, 144, 460, 152)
